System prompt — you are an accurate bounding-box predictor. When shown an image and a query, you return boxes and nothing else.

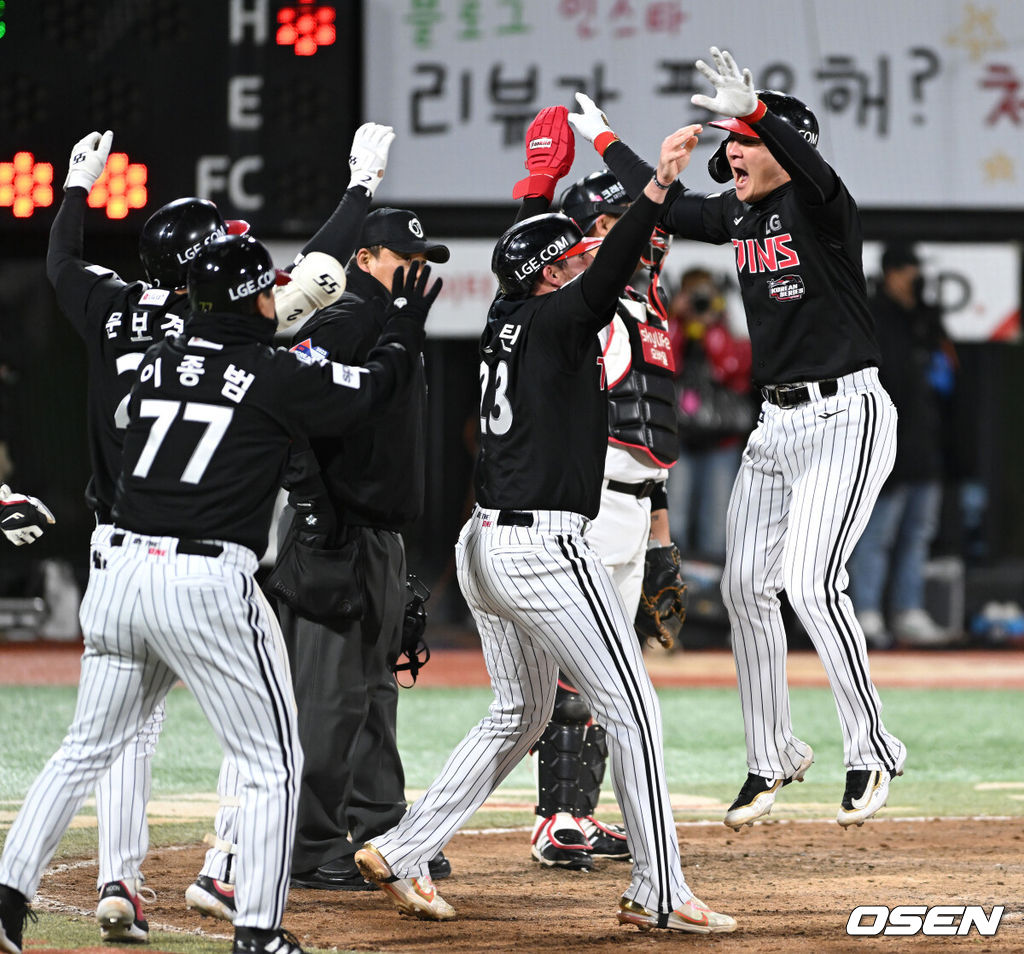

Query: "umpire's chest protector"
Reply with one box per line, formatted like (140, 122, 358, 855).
(604, 299, 679, 466)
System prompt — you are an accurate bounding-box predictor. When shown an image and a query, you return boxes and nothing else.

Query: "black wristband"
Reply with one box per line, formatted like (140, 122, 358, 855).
(651, 173, 671, 190)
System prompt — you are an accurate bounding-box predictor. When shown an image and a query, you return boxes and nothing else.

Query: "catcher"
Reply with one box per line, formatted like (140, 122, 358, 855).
(511, 108, 688, 870)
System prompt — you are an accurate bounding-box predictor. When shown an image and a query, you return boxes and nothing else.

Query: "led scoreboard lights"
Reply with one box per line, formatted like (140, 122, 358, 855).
(0, 1, 355, 237)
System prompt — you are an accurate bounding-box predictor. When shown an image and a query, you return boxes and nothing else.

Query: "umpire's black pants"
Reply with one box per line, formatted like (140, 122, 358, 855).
(278, 523, 408, 873)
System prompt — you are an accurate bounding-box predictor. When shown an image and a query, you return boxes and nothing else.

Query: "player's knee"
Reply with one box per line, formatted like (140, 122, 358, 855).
(552, 688, 591, 725)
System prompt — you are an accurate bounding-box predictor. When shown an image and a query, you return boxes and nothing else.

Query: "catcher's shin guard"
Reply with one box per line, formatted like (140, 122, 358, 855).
(533, 683, 591, 816)
(575, 723, 609, 817)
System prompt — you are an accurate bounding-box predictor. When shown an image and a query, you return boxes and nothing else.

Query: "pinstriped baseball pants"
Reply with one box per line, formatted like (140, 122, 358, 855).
(370, 507, 695, 915)
(722, 367, 907, 777)
(0, 533, 300, 930)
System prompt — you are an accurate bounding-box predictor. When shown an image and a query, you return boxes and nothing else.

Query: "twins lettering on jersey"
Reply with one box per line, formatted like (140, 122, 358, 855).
(732, 234, 800, 273)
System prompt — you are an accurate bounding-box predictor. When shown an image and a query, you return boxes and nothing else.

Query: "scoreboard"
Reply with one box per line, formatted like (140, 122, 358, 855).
(0, 0, 360, 237)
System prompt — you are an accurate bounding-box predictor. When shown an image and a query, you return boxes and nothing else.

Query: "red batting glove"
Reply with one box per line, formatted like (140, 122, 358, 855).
(512, 105, 576, 201)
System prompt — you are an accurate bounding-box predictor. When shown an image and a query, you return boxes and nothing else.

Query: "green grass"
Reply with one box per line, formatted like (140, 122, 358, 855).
(0, 682, 1021, 952)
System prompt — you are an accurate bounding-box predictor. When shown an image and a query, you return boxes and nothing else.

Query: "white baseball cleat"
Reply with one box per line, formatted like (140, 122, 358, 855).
(354, 843, 455, 921)
(617, 895, 737, 934)
(724, 748, 814, 830)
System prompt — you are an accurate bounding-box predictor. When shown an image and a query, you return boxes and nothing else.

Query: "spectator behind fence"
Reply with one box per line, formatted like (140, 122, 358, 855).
(665, 268, 754, 559)
(849, 243, 958, 648)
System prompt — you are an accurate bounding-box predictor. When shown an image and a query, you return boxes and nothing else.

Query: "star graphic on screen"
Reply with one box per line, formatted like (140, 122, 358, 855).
(946, 3, 1006, 60)
(982, 151, 1015, 182)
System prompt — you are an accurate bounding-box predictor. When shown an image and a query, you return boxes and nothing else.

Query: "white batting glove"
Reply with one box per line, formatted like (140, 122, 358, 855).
(0, 484, 56, 546)
(348, 122, 395, 197)
(64, 129, 114, 193)
(274, 251, 347, 328)
(691, 47, 759, 118)
(567, 92, 619, 154)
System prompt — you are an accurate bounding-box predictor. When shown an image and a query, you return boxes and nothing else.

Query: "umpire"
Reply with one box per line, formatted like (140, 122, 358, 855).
(282, 208, 450, 890)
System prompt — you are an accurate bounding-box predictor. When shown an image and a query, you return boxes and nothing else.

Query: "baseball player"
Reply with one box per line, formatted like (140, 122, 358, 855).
(0, 233, 440, 954)
(42, 123, 392, 939)
(354, 121, 735, 935)
(510, 159, 684, 870)
(1, 486, 55, 546)
(572, 46, 907, 828)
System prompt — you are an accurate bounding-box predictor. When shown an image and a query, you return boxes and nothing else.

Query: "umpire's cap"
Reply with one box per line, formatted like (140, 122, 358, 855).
(559, 170, 630, 235)
(360, 208, 450, 263)
(491, 212, 602, 298)
(706, 90, 820, 184)
(187, 235, 276, 315)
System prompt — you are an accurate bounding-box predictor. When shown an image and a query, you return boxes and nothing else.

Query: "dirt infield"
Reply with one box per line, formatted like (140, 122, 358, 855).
(39, 819, 1022, 953)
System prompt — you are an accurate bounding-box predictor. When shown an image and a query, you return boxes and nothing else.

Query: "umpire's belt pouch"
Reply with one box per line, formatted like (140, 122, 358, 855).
(266, 526, 365, 626)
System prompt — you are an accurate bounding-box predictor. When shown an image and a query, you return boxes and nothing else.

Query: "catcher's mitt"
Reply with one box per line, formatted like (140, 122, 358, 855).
(635, 544, 687, 650)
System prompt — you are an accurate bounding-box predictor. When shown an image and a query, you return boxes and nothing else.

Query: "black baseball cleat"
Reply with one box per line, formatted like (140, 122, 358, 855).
(290, 856, 376, 892)
(837, 750, 907, 827)
(96, 879, 151, 943)
(530, 812, 594, 870)
(185, 875, 237, 921)
(580, 817, 631, 861)
(233, 926, 305, 954)
(0, 885, 34, 954)
(724, 749, 814, 830)
(428, 851, 452, 881)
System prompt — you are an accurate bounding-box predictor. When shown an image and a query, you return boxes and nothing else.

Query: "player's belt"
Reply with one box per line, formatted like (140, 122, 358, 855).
(605, 479, 660, 498)
(761, 378, 838, 408)
(109, 532, 223, 558)
(496, 510, 534, 527)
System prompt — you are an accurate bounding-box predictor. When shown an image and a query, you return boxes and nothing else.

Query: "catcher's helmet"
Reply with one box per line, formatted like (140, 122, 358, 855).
(491, 212, 601, 298)
(139, 198, 228, 289)
(187, 235, 276, 315)
(707, 90, 819, 184)
(558, 170, 630, 235)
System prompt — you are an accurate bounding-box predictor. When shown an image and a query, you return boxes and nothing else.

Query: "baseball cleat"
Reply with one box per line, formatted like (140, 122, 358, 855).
(530, 812, 594, 870)
(354, 843, 455, 921)
(617, 895, 737, 934)
(232, 926, 305, 953)
(579, 816, 631, 861)
(0, 885, 33, 954)
(96, 879, 151, 943)
(724, 748, 814, 830)
(185, 875, 236, 922)
(837, 750, 907, 827)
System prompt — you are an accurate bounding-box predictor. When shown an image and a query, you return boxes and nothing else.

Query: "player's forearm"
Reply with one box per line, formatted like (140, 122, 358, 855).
(580, 192, 661, 313)
(649, 507, 672, 546)
(298, 185, 373, 262)
(46, 188, 88, 285)
(753, 109, 837, 205)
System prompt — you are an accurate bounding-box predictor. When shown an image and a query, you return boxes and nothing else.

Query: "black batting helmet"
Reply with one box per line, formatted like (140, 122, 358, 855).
(187, 235, 276, 315)
(558, 171, 630, 235)
(491, 213, 602, 298)
(707, 90, 819, 184)
(139, 198, 229, 289)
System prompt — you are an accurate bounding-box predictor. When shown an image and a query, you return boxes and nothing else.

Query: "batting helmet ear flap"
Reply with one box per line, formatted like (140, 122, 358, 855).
(708, 141, 732, 184)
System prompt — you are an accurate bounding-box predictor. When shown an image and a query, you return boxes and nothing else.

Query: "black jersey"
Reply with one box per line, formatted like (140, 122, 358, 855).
(47, 189, 187, 520)
(475, 191, 663, 518)
(113, 310, 422, 555)
(604, 112, 880, 387)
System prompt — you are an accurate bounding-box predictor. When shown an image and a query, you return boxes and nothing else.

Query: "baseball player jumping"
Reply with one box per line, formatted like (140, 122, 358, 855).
(354, 119, 735, 935)
(574, 46, 906, 829)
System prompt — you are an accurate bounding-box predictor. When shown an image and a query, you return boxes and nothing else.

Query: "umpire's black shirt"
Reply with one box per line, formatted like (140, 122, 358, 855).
(288, 265, 426, 531)
(113, 309, 423, 555)
(604, 111, 880, 387)
(475, 192, 662, 519)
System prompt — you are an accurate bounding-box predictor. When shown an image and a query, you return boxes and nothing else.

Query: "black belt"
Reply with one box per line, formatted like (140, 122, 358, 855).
(761, 378, 838, 408)
(606, 479, 660, 499)
(496, 510, 534, 528)
(110, 532, 223, 557)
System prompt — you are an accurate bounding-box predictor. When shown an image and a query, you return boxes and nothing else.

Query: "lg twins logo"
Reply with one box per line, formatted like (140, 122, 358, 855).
(847, 905, 1005, 937)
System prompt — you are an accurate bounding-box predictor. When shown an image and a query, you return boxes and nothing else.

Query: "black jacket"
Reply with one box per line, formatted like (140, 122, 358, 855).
(289, 265, 427, 531)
